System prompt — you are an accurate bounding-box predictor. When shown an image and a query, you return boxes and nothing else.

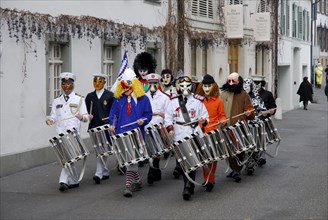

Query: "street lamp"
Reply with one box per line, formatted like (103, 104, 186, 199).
(310, 0, 321, 86)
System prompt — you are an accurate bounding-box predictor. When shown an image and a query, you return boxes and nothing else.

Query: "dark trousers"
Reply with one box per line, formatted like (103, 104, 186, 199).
(227, 152, 245, 172)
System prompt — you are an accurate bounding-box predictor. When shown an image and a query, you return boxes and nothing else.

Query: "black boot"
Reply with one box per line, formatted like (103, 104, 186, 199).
(173, 161, 182, 179)
(147, 167, 155, 185)
(182, 171, 196, 200)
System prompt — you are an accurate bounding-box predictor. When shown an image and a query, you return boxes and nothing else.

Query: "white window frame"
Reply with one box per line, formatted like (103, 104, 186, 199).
(103, 46, 114, 90)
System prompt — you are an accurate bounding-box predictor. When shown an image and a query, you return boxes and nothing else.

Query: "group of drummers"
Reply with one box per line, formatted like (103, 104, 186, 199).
(46, 52, 280, 201)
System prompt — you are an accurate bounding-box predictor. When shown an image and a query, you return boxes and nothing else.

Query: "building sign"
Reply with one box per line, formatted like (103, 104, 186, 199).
(225, 5, 243, 39)
(253, 12, 271, 42)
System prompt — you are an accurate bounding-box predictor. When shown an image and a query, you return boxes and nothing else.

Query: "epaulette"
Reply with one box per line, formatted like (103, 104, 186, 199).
(75, 93, 84, 98)
(193, 94, 204, 101)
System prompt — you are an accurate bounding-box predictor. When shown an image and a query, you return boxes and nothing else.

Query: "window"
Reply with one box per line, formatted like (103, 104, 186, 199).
(202, 47, 208, 75)
(229, 0, 243, 5)
(144, 0, 161, 5)
(228, 40, 239, 74)
(286, 0, 290, 36)
(47, 41, 70, 114)
(103, 46, 114, 90)
(280, 0, 286, 35)
(257, 0, 269, 13)
(192, 0, 214, 19)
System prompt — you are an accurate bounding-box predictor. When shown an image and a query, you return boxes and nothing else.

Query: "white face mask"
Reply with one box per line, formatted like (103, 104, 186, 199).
(179, 81, 192, 97)
(243, 84, 251, 94)
(162, 74, 172, 86)
(203, 84, 213, 96)
(149, 82, 158, 92)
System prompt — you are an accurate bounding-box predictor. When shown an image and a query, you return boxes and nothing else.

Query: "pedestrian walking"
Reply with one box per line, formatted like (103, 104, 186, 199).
(297, 76, 313, 110)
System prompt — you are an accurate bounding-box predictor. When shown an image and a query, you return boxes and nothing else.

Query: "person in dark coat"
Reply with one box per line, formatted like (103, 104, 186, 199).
(297, 76, 313, 110)
(86, 73, 115, 184)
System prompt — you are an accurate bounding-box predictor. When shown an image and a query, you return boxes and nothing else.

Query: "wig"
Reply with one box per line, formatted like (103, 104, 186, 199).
(133, 52, 157, 79)
(114, 78, 145, 99)
(195, 82, 220, 97)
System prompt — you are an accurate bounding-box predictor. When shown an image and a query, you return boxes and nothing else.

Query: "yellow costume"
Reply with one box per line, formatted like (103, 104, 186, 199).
(315, 63, 323, 88)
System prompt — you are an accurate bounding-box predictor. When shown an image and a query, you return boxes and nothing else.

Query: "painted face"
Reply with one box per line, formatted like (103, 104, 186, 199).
(149, 81, 159, 93)
(227, 77, 239, 85)
(138, 69, 148, 79)
(162, 73, 172, 86)
(203, 84, 213, 96)
(61, 79, 74, 95)
(93, 77, 106, 91)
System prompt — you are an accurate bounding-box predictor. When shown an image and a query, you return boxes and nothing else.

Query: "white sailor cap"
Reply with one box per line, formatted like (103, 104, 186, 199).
(92, 73, 108, 78)
(145, 73, 161, 82)
(60, 72, 76, 81)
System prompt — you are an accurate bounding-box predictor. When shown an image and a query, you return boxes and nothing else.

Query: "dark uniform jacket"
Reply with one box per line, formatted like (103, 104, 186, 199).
(85, 89, 114, 130)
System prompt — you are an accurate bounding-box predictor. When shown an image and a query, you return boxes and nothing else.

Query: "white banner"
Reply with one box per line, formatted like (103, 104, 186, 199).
(225, 5, 244, 39)
(253, 12, 271, 41)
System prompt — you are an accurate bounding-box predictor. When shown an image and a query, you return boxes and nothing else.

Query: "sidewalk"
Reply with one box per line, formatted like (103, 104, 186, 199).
(1, 87, 327, 220)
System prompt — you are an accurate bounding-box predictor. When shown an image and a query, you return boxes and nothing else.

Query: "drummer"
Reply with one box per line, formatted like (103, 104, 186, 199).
(164, 73, 209, 201)
(109, 68, 153, 198)
(85, 73, 114, 184)
(45, 72, 90, 192)
(144, 73, 170, 185)
(195, 74, 227, 192)
(220, 72, 255, 183)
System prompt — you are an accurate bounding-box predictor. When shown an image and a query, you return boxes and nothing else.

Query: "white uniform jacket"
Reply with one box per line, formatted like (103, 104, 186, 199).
(49, 91, 88, 134)
(164, 94, 209, 142)
(146, 90, 170, 127)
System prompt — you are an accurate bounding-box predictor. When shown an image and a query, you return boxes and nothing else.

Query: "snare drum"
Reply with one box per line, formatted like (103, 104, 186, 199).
(111, 127, 150, 167)
(222, 121, 255, 157)
(248, 121, 267, 152)
(202, 129, 229, 160)
(172, 133, 212, 174)
(264, 117, 281, 144)
(144, 123, 172, 158)
(88, 124, 114, 157)
(50, 128, 89, 167)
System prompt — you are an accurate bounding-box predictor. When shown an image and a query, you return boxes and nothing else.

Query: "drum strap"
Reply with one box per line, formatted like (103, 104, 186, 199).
(178, 96, 196, 129)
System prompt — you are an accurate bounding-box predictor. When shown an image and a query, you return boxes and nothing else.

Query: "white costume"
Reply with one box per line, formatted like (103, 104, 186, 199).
(165, 94, 209, 142)
(146, 90, 170, 126)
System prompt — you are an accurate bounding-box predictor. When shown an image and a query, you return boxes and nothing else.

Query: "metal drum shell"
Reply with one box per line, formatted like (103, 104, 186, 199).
(111, 127, 149, 167)
(88, 124, 114, 157)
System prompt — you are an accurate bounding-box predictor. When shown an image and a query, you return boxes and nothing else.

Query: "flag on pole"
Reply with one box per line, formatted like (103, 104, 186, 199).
(118, 51, 129, 79)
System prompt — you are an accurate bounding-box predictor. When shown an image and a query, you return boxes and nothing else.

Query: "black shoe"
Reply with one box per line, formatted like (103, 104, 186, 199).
(205, 182, 214, 192)
(258, 158, 266, 166)
(93, 176, 101, 184)
(232, 172, 241, 183)
(123, 186, 132, 198)
(68, 183, 80, 189)
(147, 173, 154, 185)
(182, 188, 192, 201)
(173, 168, 180, 179)
(59, 183, 68, 192)
(226, 171, 234, 178)
(102, 175, 110, 180)
(247, 168, 254, 176)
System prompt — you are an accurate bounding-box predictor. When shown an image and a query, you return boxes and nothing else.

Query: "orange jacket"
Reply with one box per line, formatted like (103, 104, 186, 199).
(202, 96, 227, 133)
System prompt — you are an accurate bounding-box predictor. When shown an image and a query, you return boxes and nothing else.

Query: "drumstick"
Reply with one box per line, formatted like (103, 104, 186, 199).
(62, 113, 88, 121)
(120, 118, 148, 128)
(262, 107, 277, 114)
(90, 101, 93, 115)
(207, 119, 229, 128)
(183, 120, 199, 126)
(102, 117, 109, 121)
(231, 109, 255, 119)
